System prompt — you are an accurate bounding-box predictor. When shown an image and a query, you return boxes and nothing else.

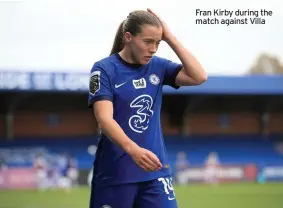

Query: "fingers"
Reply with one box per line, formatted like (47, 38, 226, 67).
(131, 146, 163, 172)
(147, 8, 153, 13)
(146, 151, 163, 169)
(147, 8, 159, 18)
(139, 159, 155, 172)
(141, 154, 160, 171)
(138, 151, 163, 172)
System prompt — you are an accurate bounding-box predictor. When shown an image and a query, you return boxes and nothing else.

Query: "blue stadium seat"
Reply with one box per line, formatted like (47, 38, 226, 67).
(0, 135, 282, 170)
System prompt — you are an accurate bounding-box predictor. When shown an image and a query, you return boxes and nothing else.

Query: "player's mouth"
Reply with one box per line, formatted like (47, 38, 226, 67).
(144, 56, 152, 60)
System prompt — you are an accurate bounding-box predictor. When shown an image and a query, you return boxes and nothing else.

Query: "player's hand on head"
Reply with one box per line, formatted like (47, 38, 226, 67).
(129, 145, 163, 172)
(147, 8, 173, 42)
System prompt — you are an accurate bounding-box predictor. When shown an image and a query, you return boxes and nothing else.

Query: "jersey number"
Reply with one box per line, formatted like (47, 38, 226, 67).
(158, 177, 176, 200)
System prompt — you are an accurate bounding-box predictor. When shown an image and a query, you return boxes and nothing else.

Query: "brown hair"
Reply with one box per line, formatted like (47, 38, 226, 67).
(110, 10, 161, 55)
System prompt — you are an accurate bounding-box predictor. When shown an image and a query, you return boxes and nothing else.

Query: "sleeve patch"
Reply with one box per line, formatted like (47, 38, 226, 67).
(89, 71, 101, 95)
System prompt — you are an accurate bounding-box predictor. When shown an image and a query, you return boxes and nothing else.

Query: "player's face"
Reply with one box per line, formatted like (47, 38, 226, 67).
(129, 24, 162, 65)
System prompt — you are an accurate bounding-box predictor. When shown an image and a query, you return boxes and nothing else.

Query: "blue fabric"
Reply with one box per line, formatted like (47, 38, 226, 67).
(89, 174, 178, 208)
(87, 54, 182, 186)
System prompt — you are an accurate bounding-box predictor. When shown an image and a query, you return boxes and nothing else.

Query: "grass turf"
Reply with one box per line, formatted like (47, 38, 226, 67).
(0, 183, 282, 208)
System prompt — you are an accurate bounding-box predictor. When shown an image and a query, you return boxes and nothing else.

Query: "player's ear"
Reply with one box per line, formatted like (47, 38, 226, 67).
(125, 32, 132, 43)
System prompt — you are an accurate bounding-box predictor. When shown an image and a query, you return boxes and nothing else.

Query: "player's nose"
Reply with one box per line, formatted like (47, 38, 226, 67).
(148, 46, 157, 54)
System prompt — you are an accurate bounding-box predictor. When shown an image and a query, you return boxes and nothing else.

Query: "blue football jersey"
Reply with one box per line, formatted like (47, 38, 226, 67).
(88, 53, 182, 187)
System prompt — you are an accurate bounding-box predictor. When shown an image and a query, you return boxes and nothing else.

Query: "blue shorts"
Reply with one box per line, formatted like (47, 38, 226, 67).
(89, 176, 178, 208)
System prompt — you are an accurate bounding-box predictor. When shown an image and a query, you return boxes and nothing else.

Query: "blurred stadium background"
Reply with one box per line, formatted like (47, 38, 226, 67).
(1, 0, 283, 206)
(0, 53, 283, 207)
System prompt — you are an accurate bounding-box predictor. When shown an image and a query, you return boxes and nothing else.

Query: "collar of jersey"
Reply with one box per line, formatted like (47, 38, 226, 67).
(114, 53, 145, 69)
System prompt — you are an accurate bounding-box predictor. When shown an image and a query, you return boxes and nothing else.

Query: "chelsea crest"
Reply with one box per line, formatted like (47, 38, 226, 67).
(149, 74, 160, 85)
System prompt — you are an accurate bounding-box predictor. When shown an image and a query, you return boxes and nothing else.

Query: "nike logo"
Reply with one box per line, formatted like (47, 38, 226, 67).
(115, 82, 126, 88)
(168, 197, 175, 200)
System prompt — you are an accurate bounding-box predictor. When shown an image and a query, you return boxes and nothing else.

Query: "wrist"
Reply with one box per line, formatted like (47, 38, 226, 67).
(164, 33, 176, 44)
(124, 140, 139, 156)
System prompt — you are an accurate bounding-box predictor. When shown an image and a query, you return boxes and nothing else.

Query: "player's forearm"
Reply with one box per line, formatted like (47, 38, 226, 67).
(99, 118, 138, 155)
(166, 35, 207, 84)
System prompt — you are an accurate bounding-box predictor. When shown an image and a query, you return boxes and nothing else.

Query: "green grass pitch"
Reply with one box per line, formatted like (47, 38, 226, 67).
(0, 183, 282, 208)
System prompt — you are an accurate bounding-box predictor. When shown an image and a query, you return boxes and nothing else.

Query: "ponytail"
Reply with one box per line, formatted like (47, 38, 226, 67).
(110, 20, 125, 55)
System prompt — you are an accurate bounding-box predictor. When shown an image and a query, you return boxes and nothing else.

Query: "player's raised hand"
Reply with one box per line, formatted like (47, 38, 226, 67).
(129, 145, 163, 172)
(147, 8, 173, 42)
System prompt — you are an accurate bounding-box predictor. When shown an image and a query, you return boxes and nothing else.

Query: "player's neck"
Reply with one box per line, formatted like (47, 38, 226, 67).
(118, 48, 138, 65)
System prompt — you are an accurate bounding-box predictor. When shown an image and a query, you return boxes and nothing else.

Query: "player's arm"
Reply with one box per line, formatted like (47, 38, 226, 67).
(166, 36, 207, 86)
(148, 8, 207, 86)
(93, 100, 162, 172)
(93, 100, 136, 155)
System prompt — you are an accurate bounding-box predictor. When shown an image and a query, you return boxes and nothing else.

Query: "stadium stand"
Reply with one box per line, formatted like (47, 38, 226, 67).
(0, 72, 283, 187)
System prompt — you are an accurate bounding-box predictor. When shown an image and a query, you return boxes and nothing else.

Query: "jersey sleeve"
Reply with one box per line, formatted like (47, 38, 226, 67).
(88, 62, 113, 108)
(161, 58, 183, 89)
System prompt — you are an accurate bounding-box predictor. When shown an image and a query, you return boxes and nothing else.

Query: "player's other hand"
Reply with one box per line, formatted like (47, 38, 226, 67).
(147, 8, 173, 42)
(128, 144, 163, 172)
